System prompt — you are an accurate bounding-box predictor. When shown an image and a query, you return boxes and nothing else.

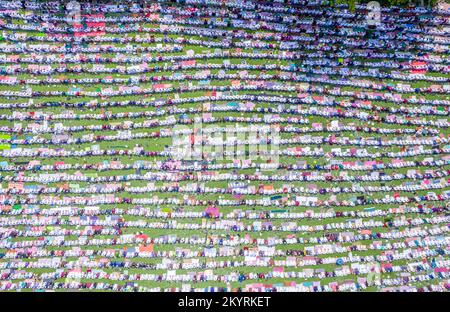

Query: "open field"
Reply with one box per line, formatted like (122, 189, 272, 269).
(0, 0, 449, 292)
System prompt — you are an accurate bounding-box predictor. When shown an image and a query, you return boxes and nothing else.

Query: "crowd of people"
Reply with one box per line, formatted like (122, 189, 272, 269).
(0, 0, 449, 292)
